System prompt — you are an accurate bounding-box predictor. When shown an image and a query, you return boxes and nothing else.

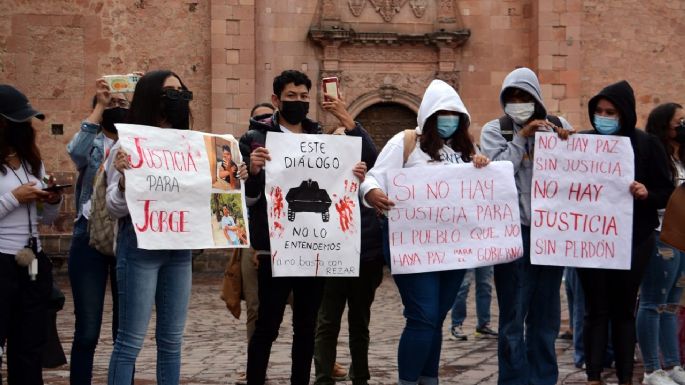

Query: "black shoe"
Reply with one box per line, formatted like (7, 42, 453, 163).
(450, 325, 467, 341)
(474, 324, 498, 339)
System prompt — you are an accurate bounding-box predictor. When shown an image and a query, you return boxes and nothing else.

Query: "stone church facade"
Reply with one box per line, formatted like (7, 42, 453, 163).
(1, 0, 684, 246)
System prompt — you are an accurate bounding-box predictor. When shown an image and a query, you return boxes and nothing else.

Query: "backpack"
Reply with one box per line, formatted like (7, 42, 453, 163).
(88, 166, 116, 256)
(498, 114, 563, 141)
(402, 129, 418, 165)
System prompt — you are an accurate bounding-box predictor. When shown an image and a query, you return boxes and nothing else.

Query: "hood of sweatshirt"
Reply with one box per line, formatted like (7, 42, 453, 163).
(499, 67, 547, 116)
(588, 80, 637, 137)
(416, 79, 470, 134)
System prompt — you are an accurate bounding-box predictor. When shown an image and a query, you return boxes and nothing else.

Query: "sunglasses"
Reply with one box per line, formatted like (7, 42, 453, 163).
(161, 89, 193, 101)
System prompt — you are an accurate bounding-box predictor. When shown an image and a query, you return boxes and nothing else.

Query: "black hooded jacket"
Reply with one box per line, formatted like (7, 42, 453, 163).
(586, 81, 674, 244)
(239, 111, 382, 263)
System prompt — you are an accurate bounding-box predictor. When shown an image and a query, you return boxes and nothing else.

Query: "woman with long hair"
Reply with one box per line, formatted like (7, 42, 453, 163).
(360, 79, 489, 385)
(637, 102, 685, 385)
(105, 70, 194, 385)
(0, 84, 63, 384)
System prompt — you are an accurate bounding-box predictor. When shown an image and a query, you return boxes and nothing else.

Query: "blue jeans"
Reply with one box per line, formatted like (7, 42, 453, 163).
(68, 217, 119, 385)
(450, 266, 493, 329)
(494, 226, 563, 385)
(108, 218, 192, 385)
(393, 269, 466, 385)
(637, 232, 685, 372)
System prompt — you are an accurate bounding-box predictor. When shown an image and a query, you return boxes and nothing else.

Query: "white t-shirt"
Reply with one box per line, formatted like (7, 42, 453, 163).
(0, 162, 60, 254)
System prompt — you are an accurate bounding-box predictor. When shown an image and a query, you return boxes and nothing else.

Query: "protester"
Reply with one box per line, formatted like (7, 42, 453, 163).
(637, 102, 685, 385)
(66, 78, 129, 385)
(449, 266, 497, 341)
(240, 70, 367, 385)
(576, 81, 674, 385)
(105, 70, 195, 385)
(480, 67, 573, 385)
(0, 84, 63, 384)
(361, 79, 489, 385)
(313, 109, 383, 384)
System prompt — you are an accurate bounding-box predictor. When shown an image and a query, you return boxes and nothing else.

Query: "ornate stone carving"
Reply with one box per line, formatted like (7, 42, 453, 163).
(322, 0, 339, 21)
(339, 46, 437, 63)
(435, 71, 460, 90)
(369, 0, 408, 22)
(438, 0, 456, 23)
(409, 0, 428, 18)
(348, 0, 366, 17)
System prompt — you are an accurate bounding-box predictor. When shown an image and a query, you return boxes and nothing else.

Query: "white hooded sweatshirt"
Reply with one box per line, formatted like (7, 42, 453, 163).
(360, 79, 473, 207)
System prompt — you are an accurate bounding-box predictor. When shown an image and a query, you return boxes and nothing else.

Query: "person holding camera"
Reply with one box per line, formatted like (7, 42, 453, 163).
(66, 77, 130, 385)
(0, 84, 63, 385)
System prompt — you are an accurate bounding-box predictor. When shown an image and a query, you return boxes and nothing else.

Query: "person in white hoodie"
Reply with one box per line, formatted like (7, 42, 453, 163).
(361, 79, 489, 385)
(480, 67, 572, 385)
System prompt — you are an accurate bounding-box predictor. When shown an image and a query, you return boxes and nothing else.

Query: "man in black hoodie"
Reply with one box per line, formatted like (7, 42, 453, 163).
(576, 80, 674, 385)
(239, 70, 375, 385)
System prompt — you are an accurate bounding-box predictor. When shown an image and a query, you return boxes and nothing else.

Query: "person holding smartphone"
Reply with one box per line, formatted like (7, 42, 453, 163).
(66, 77, 130, 385)
(0, 84, 63, 384)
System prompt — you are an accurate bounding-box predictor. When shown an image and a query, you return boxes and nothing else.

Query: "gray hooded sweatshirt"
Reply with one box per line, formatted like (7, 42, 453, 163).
(480, 68, 573, 226)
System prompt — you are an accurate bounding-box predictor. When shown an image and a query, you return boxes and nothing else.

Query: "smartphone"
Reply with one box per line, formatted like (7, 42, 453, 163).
(322, 77, 340, 102)
(43, 184, 73, 192)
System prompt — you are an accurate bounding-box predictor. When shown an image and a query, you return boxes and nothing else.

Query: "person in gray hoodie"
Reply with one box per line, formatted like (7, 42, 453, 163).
(480, 67, 573, 385)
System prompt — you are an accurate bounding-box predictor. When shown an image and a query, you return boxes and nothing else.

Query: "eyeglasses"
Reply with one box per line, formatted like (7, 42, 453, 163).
(161, 89, 193, 101)
(109, 98, 130, 108)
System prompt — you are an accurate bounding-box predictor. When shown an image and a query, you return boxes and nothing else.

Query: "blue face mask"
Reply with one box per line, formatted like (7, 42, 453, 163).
(593, 114, 620, 135)
(437, 115, 460, 139)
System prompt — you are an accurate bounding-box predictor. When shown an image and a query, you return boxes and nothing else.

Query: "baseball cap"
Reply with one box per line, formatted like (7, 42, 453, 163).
(0, 84, 45, 122)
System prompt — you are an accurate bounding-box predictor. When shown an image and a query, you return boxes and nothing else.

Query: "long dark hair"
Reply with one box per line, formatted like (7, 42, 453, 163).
(419, 113, 475, 162)
(128, 70, 191, 128)
(645, 102, 684, 182)
(0, 117, 42, 178)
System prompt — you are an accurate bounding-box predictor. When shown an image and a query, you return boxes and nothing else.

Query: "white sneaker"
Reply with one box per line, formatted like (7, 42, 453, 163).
(669, 366, 685, 385)
(643, 369, 679, 385)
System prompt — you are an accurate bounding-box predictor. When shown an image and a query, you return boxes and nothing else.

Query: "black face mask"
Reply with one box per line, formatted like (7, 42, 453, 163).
(676, 123, 685, 144)
(101, 107, 128, 134)
(279, 101, 309, 125)
(162, 98, 190, 130)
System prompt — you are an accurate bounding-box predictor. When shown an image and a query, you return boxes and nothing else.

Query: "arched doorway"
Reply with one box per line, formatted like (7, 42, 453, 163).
(355, 103, 417, 151)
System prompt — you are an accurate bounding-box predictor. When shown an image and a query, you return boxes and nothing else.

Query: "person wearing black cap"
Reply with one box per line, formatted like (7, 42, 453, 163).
(0, 84, 63, 384)
(577, 80, 674, 385)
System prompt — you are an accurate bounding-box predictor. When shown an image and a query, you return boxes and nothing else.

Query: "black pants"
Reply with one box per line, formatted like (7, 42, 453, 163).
(0, 252, 53, 385)
(577, 233, 655, 384)
(246, 256, 325, 385)
(314, 260, 383, 385)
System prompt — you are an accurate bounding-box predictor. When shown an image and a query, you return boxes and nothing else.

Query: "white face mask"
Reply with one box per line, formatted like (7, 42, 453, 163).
(504, 102, 536, 125)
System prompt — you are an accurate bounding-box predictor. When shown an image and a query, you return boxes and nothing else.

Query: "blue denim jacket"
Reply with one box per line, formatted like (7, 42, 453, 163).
(67, 121, 105, 219)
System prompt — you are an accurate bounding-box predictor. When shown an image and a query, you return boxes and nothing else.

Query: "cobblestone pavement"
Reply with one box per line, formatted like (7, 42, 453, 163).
(32, 271, 642, 384)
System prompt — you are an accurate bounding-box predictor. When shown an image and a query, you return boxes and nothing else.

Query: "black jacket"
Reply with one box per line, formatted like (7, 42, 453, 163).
(586, 80, 674, 244)
(239, 112, 382, 263)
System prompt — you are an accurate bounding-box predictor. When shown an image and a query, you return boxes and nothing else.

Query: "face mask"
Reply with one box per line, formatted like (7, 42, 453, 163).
(593, 114, 620, 135)
(676, 123, 685, 144)
(436, 115, 460, 139)
(279, 101, 309, 125)
(504, 103, 536, 125)
(161, 98, 190, 130)
(101, 107, 128, 134)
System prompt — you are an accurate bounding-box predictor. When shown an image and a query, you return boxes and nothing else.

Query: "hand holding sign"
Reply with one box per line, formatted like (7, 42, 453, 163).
(249, 146, 271, 175)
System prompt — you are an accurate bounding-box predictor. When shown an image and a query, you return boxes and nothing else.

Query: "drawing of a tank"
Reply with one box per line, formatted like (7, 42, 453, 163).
(285, 179, 332, 222)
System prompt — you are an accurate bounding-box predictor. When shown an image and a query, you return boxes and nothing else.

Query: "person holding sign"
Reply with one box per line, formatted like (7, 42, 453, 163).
(479, 67, 574, 385)
(576, 81, 674, 385)
(637, 102, 685, 385)
(239, 70, 370, 385)
(105, 70, 195, 385)
(361, 79, 489, 385)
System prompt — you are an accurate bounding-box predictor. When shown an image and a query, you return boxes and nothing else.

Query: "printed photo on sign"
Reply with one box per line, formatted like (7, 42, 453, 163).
(386, 161, 523, 275)
(205, 136, 242, 192)
(265, 132, 362, 277)
(210, 193, 248, 247)
(531, 132, 634, 269)
(116, 123, 250, 250)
